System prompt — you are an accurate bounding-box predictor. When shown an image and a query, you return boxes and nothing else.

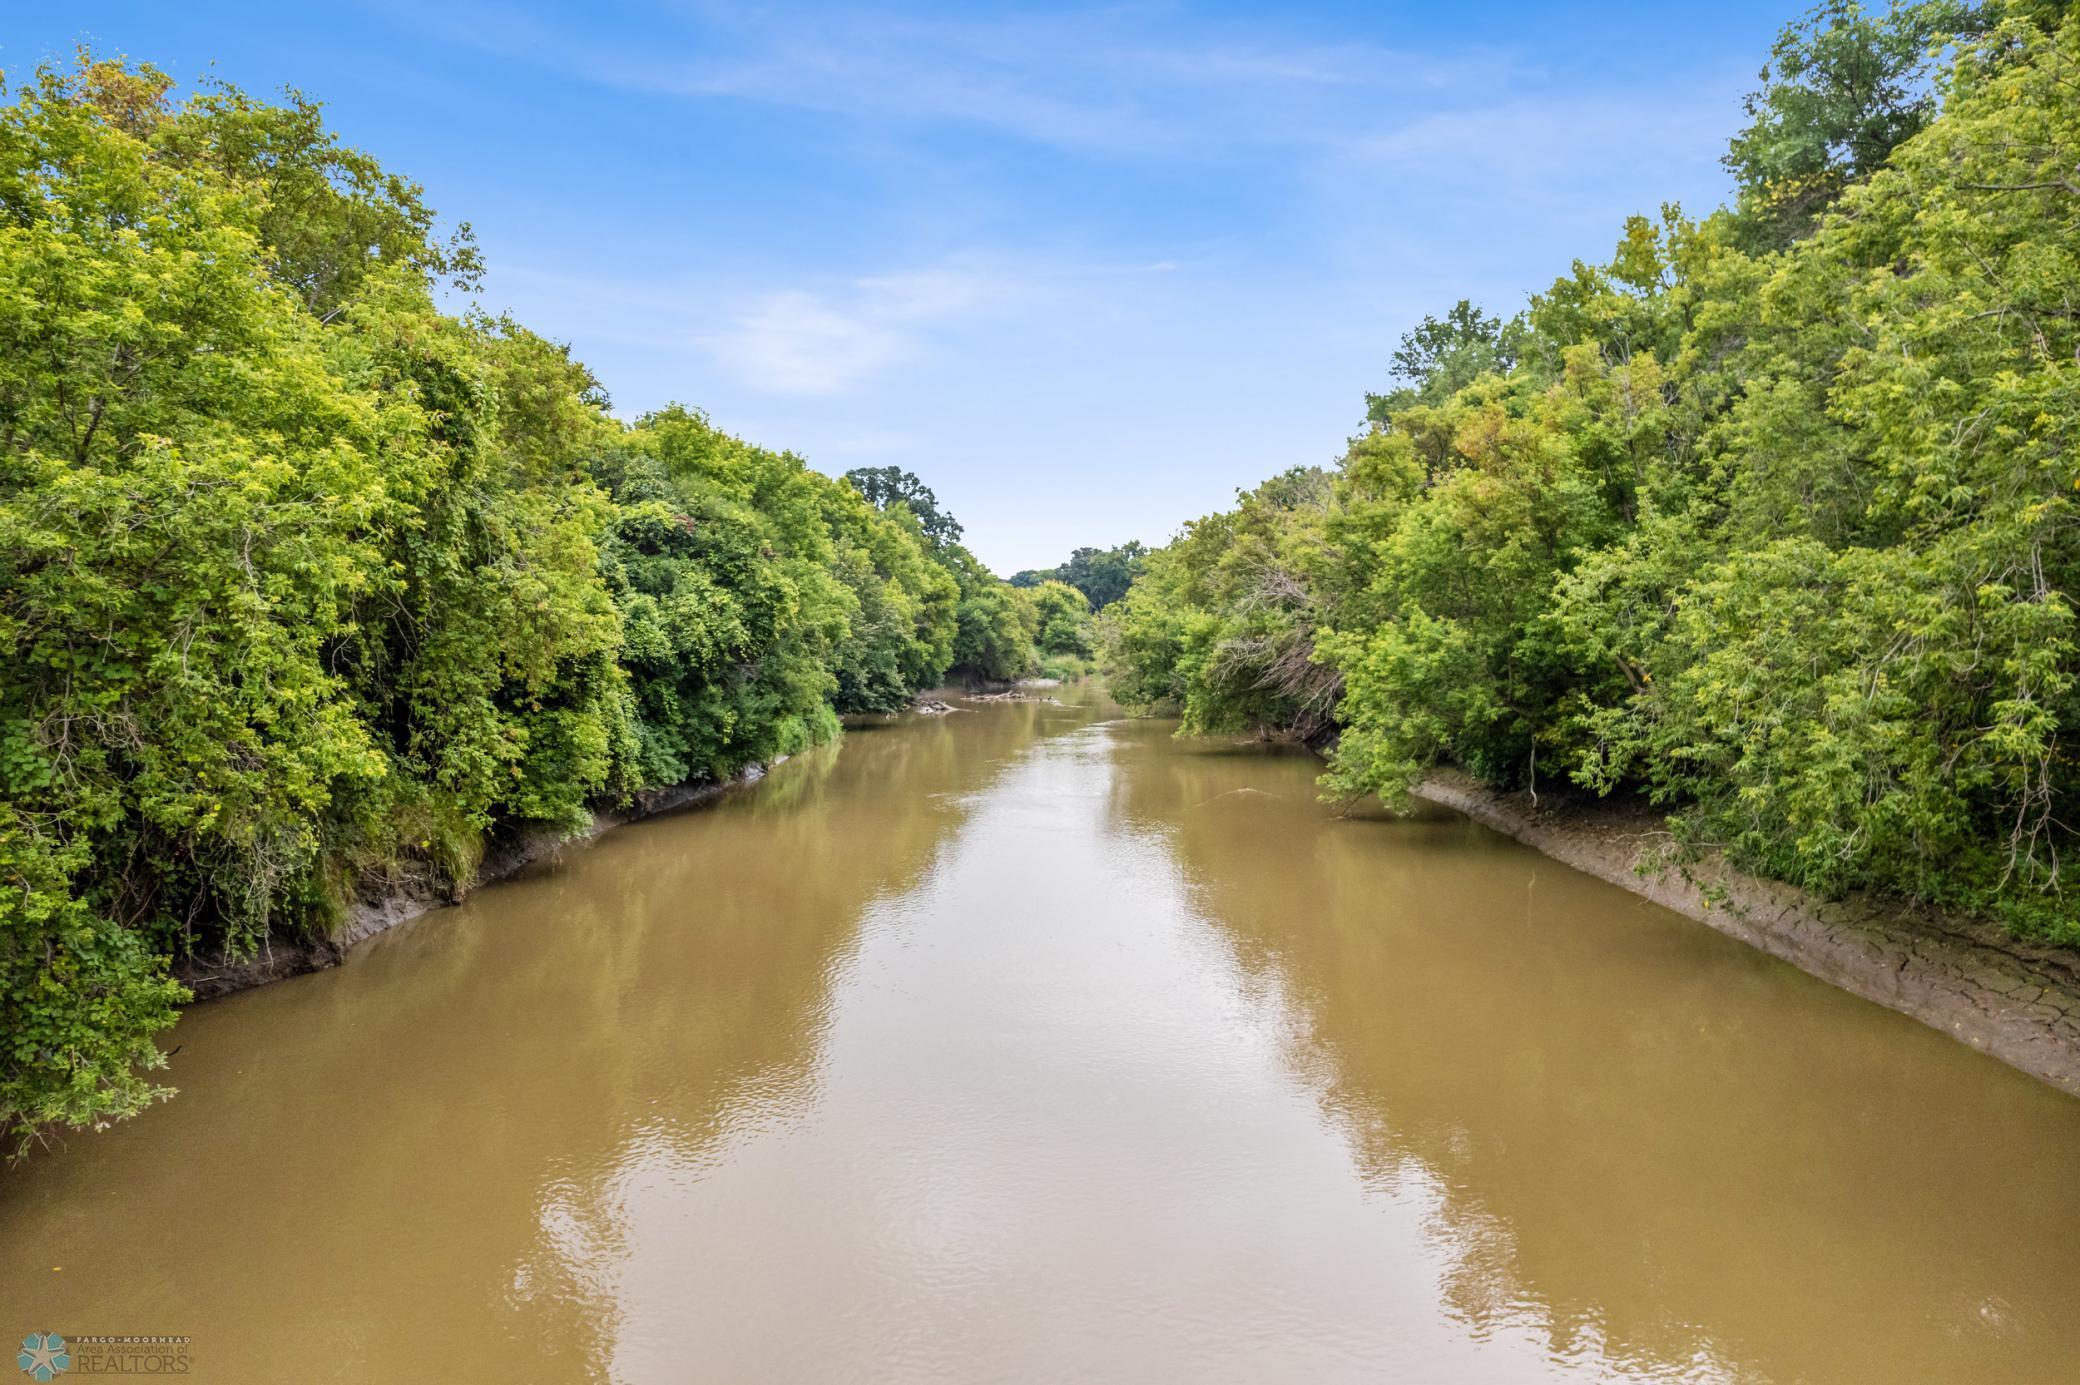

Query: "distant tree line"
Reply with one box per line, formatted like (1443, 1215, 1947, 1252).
(1012, 542, 1149, 611)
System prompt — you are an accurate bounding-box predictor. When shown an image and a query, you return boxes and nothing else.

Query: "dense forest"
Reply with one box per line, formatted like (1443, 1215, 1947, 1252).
(0, 59, 1086, 1146)
(1105, 2, 2079, 939)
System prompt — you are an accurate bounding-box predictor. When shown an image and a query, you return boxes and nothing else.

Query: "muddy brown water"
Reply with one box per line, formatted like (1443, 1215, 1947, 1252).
(6, 689, 2080, 1383)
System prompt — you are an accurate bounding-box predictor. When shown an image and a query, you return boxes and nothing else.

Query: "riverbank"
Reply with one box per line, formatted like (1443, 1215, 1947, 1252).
(177, 680, 1067, 1000)
(174, 712, 2080, 1099)
(175, 764, 779, 1000)
(1413, 769, 2080, 1096)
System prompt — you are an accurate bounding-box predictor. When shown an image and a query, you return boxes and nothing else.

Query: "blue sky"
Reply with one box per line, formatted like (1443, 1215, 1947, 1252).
(9, 2, 1792, 572)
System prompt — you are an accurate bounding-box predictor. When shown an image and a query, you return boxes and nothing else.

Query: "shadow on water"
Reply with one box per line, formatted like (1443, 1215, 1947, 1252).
(1104, 715, 2080, 1384)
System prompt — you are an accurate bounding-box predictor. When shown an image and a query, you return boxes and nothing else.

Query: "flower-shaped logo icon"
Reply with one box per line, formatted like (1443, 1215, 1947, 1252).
(16, 1334, 68, 1382)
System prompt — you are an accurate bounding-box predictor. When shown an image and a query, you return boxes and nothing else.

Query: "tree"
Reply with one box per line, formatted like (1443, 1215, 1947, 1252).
(1723, 0, 1977, 248)
(843, 466, 964, 547)
(934, 545, 1037, 680)
(1028, 581, 1094, 660)
(1102, 469, 1341, 741)
(1057, 543, 1148, 610)
(1013, 542, 1149, 609)
(1107, 6, 2080, 942)
(1364, 299, 1517, 425)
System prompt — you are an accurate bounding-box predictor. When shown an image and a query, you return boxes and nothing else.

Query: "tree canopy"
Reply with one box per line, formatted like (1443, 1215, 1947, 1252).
(843, 465, 965, 547)
(1724, 0, 1981, 247)
(1011, 542, 1149, 610)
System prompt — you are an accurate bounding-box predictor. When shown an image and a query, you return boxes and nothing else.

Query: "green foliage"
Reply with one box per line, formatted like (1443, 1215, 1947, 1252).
(1028, 580, 1094, 660)
(1011, 541, 1148, 610)
(1566, 10, 2080, 931)
(843, 465, 965, 547)
(599, 405, 851, 784)
(823, 485, 961, 712)
(0, 57, 1040, 1149)
(1323, 351, 1643, 800)
(942, 544, 1039, 681)
(1107, 6, 2080, 941)
(1724, 0, 1979, 248)
(1365, 299, 1520, 424)
(1103, 468, 1342, 740)
(2, 56, 400, 1143)
(156, 74, 483, 317)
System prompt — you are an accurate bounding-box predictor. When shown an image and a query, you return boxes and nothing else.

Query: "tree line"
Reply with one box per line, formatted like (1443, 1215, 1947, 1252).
(1011, 542, 1148, 611)
(0, 60, 1090, 1147)
(1104, 2, 2079, 942)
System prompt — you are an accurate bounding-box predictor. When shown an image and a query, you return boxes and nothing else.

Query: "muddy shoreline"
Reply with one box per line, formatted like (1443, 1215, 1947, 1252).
(176, 764, 777, 1000)
(1414, 768, 2080, 1096)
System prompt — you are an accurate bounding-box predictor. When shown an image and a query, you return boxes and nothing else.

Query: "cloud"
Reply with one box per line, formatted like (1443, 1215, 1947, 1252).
(700, 290, 907, 395)
(1349, 92, 1737, 186)
(376, 0, 1497, 159)
(694, 262, 1017, 396)
(856, 267, 997, 322)
(378, 0, 1735, 224)
(480, 256, 1030, 398)
(484, 245, 1210, 410)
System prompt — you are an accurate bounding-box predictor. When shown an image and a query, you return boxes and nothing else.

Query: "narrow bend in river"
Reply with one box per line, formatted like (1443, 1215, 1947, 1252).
(6, 688, 2080, 1383)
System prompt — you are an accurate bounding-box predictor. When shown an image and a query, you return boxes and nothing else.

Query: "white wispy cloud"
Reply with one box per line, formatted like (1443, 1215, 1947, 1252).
(374, 0, 1510, 158)
(1346, 89, 1739, 189)
(699, 290, 909, 394)
(487, 256, 1036, 398)
(371, 0, 1747, 259)
(696, 262, 1014, 395)
(485, 247, 1204, 405)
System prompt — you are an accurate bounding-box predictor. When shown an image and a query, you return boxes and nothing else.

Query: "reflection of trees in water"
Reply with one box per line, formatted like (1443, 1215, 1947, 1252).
(493, 700, 1068, 1348)
(0, 701, 1066, 1384)
(1103, 718, 2080, 1385)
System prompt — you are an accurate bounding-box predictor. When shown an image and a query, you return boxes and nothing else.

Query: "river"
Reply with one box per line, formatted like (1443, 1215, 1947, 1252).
(5, 688, 2080, 1382)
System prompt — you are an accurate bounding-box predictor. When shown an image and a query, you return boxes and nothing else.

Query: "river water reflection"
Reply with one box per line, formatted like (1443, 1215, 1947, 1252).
(5, 689, 2080, 1381)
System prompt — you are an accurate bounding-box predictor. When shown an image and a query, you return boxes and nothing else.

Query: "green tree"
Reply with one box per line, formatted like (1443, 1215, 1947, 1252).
(1724, 0, 1977, 248)
(941, 545, 1038, 681)
(1365, 299, 1518, 425)
(1103, 468, 1341, 741)
(823, 487, 961, 712)
(1010, 542, 1149, 610)
(1028, 580, 1094, 660)
(843, 465, 965, 547)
